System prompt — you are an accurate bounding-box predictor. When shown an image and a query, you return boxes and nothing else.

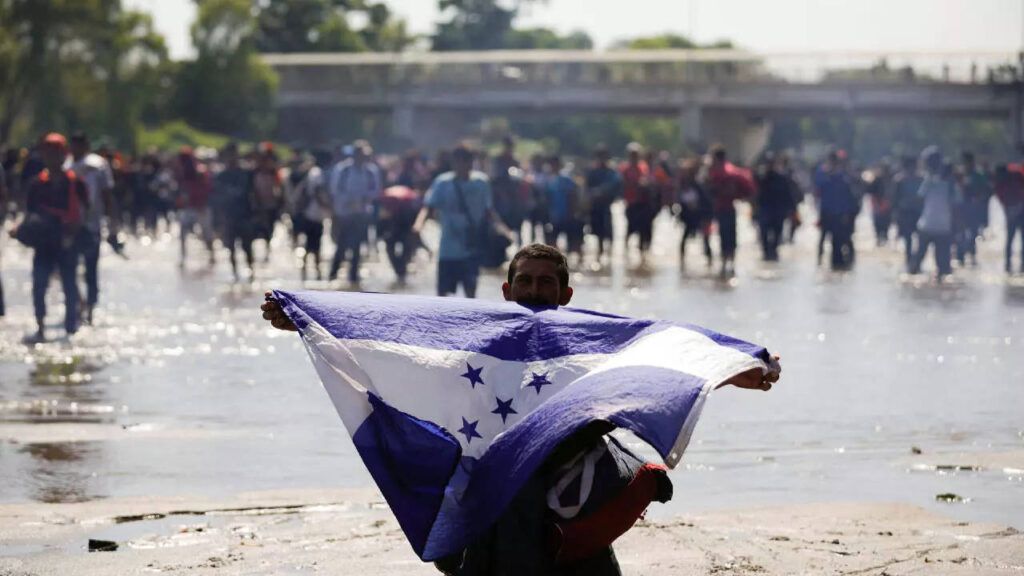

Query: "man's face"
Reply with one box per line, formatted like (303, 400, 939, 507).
(453, 155, 472, 175)
(69, 141, 87, 159)
(502, 258, 573, 308)
(41, 145, 65, 170)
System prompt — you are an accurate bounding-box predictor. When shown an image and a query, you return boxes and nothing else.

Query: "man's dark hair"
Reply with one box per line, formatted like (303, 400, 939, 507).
(710, 144, 727, 162)
(70, 131, 89, 145)
(507, 243, 570, 288)
(452, 143, 475, 163)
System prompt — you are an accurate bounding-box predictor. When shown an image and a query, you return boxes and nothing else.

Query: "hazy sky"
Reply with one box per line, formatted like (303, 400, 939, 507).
(126, 0, 1024, 60)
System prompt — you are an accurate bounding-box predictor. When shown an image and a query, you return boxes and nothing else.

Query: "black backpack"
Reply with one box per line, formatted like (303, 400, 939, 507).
(15, 211, 62, 251)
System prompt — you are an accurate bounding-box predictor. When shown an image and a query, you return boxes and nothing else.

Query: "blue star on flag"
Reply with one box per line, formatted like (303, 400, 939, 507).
(460, 362, 485, 388)
(491, 397, 518, 424)
(527, 371, 552, 394)
(457, 417, 483, 444)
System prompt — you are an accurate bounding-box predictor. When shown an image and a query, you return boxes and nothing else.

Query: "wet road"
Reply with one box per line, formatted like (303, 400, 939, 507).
(1, 204, 1022, 528)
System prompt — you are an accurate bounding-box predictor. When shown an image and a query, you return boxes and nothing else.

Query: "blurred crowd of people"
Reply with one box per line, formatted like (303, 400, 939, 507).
(1, 131, 1023, 340)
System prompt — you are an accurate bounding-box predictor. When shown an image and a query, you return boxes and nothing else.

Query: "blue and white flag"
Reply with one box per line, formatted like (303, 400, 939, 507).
(273, 290, 775, 561)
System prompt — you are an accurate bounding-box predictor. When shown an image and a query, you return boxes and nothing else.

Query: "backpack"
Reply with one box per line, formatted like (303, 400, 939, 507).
(544, 435, 673, 565)
(16, 169, 81, 251)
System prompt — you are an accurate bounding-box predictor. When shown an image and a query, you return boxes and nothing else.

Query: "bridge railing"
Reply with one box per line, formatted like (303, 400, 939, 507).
(264, 50, 1022, 93)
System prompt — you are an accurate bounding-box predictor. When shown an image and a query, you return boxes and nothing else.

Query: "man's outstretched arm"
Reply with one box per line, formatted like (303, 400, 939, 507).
(717, 355, 781, 392)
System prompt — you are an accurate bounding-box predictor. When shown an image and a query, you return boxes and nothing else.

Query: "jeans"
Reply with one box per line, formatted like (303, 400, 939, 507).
(911, 232, 952, 276)
(437, 258, 479, 298)
(329, 213, 368, 283)
(758, 216, 786, 261)
(32, 246, 79, 334)
(77, 229, 101, 307)
(956, 224, 980, 264)
(820, 213, 854, 270)
(680, 218, 711, 263)
(716, 210, 738, 259)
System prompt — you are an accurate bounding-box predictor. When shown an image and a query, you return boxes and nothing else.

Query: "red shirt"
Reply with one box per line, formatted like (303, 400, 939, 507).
(619, 161, 650, 205)
(707, 162, 756, 214)
(996, 164, 1024, 209)
(179, 168, 212, 210)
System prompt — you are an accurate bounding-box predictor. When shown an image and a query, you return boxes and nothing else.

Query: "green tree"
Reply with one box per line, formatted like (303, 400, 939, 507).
(253, 0, 412, 53)
(175, 0, 278, 137)
(0, 0, 171, 147)
(615, 33, 733, 50)
(504, 28, 592, 50)
(433, 0, 588, 51)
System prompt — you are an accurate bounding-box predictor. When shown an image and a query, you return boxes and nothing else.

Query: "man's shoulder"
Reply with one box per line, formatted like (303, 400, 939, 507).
(84, 153, 109, 170)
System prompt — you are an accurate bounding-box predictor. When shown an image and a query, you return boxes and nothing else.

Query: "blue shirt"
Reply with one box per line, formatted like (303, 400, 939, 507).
(426, 171, 493, 261)
(546, 174, 576, 224)
(814, 168, 858, 216)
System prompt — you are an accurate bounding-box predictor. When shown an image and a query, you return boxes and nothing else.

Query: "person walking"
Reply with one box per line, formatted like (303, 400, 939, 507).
(813, 151, 859, 271)
(676, 158, 712, 268)
(620, 143, 655, 266)
(892, 155, 925, 269)
(328, 140, 380, 285)
(957, 151, 992, 267)
(706, 145, 756, 276)
(175, 146, 215, 268)
(995, 163, 1024, 274)
(756, 153, 796, 262)
(285, 152, 328, 281)
(909, 147, 958, 279)
(66, 132, 116, 326)
(413, 144, 514, 298)
(214, 142, 257, 282)
(11, 134, 83, 340)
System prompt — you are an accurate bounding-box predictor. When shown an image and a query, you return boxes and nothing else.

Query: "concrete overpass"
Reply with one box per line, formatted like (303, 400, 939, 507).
(263, 49, 1023, 158)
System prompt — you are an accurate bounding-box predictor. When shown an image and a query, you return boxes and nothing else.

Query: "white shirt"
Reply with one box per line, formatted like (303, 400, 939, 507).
(66, 153, 114, 232)
(328, 160, 380, 217)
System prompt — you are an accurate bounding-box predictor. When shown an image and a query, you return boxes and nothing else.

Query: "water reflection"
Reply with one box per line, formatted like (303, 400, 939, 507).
(1004, 283, 1024, 306)
(18, 442, 102, 503)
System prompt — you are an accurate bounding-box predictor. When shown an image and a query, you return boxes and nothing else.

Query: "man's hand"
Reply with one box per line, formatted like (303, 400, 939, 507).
(719, 355, 781, 391)
(261, 291, 297, 332)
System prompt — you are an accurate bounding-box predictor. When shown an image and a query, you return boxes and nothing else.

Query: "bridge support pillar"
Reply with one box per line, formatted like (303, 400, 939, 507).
(678, 105, 704, 151)
(392, 105, 416, 146)
(1010, 100, 1024, 152)
(391, 106, 477, 152)
(694, 109, 772, 164)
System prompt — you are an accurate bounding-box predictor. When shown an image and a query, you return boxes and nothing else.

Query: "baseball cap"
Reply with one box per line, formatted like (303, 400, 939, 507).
(42, 132, 68, 149)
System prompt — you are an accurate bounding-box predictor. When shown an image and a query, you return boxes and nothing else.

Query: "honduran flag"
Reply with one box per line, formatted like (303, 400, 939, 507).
(272, 290, 776, 561)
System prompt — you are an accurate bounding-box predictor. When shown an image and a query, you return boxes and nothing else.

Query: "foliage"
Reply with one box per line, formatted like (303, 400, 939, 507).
(136, 120, 231, 153)
(433, 0, 590, 51)
(0, 0, 172, 147)
(137, 120, 294, 157)
(503, 28, 592, 50)
(501, 115, 682, 157)
(253, 0, 413, 53)
(173, 0, 278, 138)
(615, 33, 734, 50)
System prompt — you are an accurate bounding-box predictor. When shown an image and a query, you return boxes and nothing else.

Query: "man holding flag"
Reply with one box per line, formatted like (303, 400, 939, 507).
(261, 244, 780, 574)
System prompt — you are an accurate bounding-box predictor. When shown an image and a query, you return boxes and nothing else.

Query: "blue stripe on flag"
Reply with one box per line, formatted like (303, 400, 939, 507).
(352, 393, 462, 557)
(273, 290, 661, 362)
